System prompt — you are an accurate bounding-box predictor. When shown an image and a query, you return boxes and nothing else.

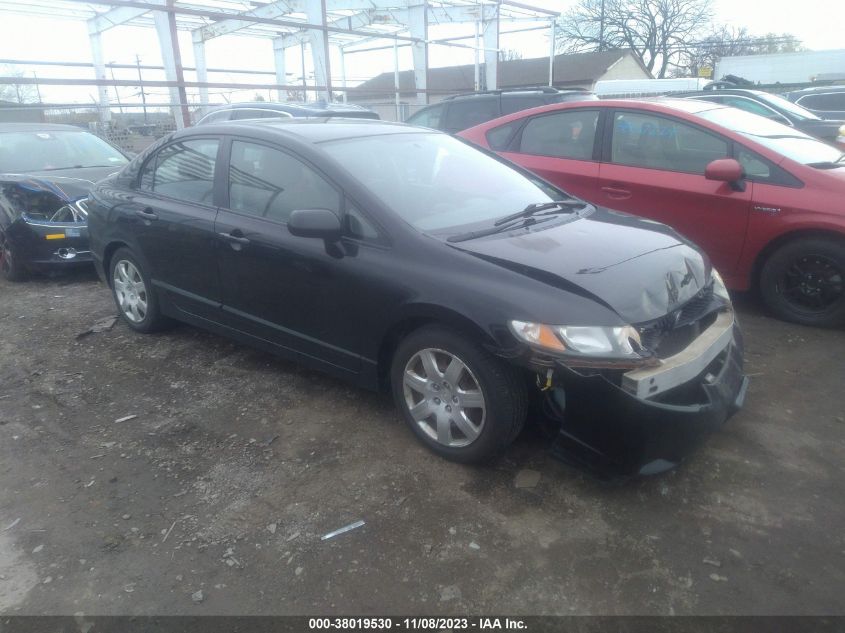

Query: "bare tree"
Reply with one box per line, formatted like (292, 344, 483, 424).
(556, 0, 713, 78)
(499, 49, 524, 62)
(674, 27, 804, 77)
(0, 65, 39, 104)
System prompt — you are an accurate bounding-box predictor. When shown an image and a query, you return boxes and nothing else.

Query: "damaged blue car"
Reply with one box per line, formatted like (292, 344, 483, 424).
(0, 123, 128, 280)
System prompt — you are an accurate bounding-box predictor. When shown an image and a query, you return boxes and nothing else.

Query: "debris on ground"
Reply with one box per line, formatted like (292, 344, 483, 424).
(266, 523, 277, 534)
(469, 542, 481, 550)
(709, 573, 728, 582)
(114, 414, 138, 424)
(515, 469, 541, 489)
(439, 585, 461, 602)
(321, 520, 365, 541)
(32, 545, 43, 553)
(76, 316, 118, 340)
(2, 518, 21, 532)
(703, 557, 722, 568)
(161, 519, 177, 543)
(191, 590, 204, 603)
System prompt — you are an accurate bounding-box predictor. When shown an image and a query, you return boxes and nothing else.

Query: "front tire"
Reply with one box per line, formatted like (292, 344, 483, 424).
(390, 325, 527, 463)
(760, 237, 845, 327)
(109, 247, 172, 333)
(0, 231, 27, 282)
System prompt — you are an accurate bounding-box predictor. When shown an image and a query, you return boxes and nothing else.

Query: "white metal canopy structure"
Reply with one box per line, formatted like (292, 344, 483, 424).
(0, 0, 559, 128)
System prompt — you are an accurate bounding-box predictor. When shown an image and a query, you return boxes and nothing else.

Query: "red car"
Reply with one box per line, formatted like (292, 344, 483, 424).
(459, 98, 845, 327)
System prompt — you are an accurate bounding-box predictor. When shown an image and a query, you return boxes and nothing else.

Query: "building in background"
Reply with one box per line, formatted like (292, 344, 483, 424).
(350, 49, 651, 120)
(716, 49, 845, 85)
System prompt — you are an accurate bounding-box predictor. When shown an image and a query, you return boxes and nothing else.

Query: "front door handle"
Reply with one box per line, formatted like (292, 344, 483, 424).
(135, 207, 158, 220)
(601, 186, 632, 200)
(218, 231, 250, 249)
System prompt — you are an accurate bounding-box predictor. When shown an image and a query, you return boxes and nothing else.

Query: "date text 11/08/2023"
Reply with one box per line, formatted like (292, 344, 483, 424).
(308, 617, 528, 630)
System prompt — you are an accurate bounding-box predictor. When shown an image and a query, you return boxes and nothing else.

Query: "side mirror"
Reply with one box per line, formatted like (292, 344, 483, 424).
(288, 208, 342, 240)
(705, 158, 745, 191)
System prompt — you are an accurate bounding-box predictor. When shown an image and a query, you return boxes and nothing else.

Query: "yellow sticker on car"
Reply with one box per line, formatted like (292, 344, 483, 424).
(45, 233, 66, 240)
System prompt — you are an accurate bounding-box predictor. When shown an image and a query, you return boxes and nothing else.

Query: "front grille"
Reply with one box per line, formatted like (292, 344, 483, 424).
(637, 283, 724, 360)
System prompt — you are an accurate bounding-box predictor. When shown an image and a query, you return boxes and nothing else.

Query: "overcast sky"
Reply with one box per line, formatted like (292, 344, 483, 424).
(0, 0, 842, 106)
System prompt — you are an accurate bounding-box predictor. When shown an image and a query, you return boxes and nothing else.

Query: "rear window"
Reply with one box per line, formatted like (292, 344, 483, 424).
(798, 93, 845, 111)
(486, 121, 521, 150)
(443, 97, 499, 133)
(501, 95, 546, 115)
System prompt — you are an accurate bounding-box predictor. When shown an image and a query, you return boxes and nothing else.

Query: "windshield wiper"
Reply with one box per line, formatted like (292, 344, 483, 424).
(493, 199, 586, 226)
(807, 161, 845, 169)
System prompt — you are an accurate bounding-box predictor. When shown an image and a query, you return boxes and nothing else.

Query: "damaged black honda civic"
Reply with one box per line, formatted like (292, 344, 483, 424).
(87, 119, 747, 475)
(0, 123, 129, 280)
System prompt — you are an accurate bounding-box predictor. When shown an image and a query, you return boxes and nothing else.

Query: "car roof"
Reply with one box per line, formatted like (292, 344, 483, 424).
(0, 122, 91, 133)
(209, 101, 373, 112)
(181, 117, 433, 144)
(787, 86, 845, 96)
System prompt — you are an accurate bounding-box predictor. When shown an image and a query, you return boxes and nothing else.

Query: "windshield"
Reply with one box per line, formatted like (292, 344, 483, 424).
(757, 92, 822, 121)
(0, 130, 128, 173)
(321, 132, 564, 233)
(697, 107, 844, 166)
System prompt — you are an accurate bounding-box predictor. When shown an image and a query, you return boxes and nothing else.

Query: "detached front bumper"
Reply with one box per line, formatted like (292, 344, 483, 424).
(536, 311, 747, 476)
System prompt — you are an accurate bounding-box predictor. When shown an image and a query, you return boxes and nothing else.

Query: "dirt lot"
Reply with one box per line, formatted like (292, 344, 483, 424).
(0, 268, 843, 616)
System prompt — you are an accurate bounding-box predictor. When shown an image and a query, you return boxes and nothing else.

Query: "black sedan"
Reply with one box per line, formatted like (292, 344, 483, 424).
(87, 119, 747, 474)
(676, 88, 845, 148)
(0, 123, 129, 280)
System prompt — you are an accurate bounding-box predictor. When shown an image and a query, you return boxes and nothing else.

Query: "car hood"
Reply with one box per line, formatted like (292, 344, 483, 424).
(0, 166, 120, 201)
(448, 208, 711, 324)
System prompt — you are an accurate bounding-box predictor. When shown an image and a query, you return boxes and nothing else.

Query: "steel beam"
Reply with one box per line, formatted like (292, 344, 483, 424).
(306, 0, 332, 101)
(191, 32, 209, 109)
(87, 30, 112, 123)
(408, 2, 428, 105)
(87, 5, 150, 33)
(272, 38, 288, 101)
(153, 9, 186, 128)
(482, 3, 499, 90)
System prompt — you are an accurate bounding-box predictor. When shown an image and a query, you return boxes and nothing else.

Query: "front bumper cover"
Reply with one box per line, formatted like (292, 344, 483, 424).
(522, 314, 747, 477)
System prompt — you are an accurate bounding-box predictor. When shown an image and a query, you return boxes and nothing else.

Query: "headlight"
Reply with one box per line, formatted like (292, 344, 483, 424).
(509, 320, 646, 362)
(839, 124, 845, 137)
(711, 268, 731, 302)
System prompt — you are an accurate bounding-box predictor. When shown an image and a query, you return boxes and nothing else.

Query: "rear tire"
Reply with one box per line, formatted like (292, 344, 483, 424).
(760, 237, 845, 327)
(0, 231, 27, 282)
(390, 325, 527, 463)
(109, 247, 172, 333)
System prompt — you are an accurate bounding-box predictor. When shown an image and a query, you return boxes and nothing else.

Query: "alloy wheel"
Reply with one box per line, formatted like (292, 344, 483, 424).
(402, 348, 486, 448)
(778, 253, 844, 313)
(113, 259, 148, 323)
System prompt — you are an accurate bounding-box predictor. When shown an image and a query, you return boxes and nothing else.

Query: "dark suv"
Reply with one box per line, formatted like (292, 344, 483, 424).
(785, 86, 845, 120)
(405, 87, 598, 134)
(676, 88, 845, 147)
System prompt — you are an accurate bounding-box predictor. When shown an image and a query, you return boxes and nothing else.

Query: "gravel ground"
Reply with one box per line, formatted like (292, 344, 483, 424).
(0, 268, 843, 616)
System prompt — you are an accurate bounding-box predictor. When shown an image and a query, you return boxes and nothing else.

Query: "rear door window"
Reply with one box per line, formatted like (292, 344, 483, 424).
(518, 110, 600, 160)
(406, 103, 445, 129)
(610, 111, 729, 174)
(442, 97, 500, 133)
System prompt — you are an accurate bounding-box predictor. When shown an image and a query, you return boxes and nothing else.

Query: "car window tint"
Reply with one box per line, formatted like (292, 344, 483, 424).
(406, 103, 444, 129)
(201, 110, 231, 124)
(500, 95, 546, 115)
(611, 112, 729, 174)
(486, 120, 521, 151)
(798, 93, 845, 111)
(443, 97, 499, 132)
(151, 138, 219, 204)
(228, 141, 340, 223)
(519, 110, 599, 160)
(722, 97, 788, 123)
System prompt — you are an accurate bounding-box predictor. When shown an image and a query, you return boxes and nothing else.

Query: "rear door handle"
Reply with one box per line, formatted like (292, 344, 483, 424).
(600, 186, 632, 200)
(135, 207, 158, 220)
